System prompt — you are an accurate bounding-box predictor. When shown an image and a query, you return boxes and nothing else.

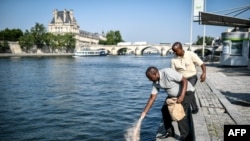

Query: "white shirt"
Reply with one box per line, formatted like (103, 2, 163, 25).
(171, 51, 203, 78)
(151, 68, 195, 97)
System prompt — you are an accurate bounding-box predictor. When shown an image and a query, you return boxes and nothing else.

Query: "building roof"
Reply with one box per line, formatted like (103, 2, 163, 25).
(199, 12, 250, 28)
(79, 30, 100, 39)
(50, 10, 77, 24)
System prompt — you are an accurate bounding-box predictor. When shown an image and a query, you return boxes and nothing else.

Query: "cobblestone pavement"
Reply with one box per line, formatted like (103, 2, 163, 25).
(195, 63, 250, 141)
(205, 64, 250, 121)
(156, 63, 250, 141)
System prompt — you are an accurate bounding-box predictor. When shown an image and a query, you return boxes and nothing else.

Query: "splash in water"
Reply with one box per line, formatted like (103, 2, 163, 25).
(125, 117, 143, 141)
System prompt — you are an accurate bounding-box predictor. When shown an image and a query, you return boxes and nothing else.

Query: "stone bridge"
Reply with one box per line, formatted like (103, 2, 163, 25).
(78, 44, 204, 56)
(7, 41, 204, 56)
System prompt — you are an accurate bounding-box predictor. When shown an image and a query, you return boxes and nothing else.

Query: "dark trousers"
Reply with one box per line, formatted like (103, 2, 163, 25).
(161, 91, 193, 140)
(187, 75, 198, 110)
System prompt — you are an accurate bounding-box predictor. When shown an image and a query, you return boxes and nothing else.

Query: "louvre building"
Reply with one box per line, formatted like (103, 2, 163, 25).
(48, 9, 106, 46)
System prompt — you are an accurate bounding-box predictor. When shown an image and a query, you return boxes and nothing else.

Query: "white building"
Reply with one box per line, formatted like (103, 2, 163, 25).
(48, 9, 106, 47)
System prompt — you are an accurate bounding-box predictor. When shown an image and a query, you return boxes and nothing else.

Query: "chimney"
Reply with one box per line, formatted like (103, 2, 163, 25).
(64, 9, 66, 23)
(53, 9, 57, 22)
(70, 10, 73, 23)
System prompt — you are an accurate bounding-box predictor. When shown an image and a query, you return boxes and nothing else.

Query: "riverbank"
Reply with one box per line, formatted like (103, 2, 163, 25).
(0, 53, 74, 57)
(156, 62, 250, 141)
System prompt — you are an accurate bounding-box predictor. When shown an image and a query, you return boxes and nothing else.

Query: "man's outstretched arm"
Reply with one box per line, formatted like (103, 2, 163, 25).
(140, 94, 157, 119)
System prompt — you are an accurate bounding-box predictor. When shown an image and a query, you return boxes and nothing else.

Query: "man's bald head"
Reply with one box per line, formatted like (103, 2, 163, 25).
(145, 66, 159, 82)
(172, 42, 183, 50)
(172, 42, 184, 56)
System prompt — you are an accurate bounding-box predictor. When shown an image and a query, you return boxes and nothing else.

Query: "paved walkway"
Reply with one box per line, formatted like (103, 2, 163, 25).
(156, 62, 250, 141)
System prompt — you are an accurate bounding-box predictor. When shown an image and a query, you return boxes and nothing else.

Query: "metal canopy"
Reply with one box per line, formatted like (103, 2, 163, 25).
(199, 12, 250, 28)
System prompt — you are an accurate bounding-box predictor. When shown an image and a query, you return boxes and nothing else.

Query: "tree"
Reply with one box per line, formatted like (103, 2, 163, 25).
(0, 28, 23, 41)
(0, 28, 23, 53)
(11, 29, 23, 41)
(114, 31, 123, 44)
(30, 23, 46, 48)
(54, 34, 65, 51)
(19, 23, 49, 52)
(18, 23, 76, 53)
(46, 33, 75, 53)
(0, 40, 10, 53)
(99, 39, 107, 45)
(43, 32, 55, 47)
(195, 35, 214, 46)
(99, 30, 123, 45)
(19, 30, 34, 52)
(63, 33, 76, 52)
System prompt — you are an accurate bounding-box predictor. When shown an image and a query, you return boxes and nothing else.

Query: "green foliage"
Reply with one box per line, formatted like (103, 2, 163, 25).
(18, 23, 76, 53)
(0, 28, 23, 41)
(99, 30, 123, 45)
(0, 40, 10, 53)
(30, 23, 46, 48)
(195, 35, 214, 45)
(1, 22, 112, 53)
(99, 40, 107, 45)
(114, 31, 123, 44)
(19, 30, 34, 51)
(63, 33, 76, 52)
(0, 28, 23, 52)
(43, 32, 55, 47)
(19, 23, 47, 50)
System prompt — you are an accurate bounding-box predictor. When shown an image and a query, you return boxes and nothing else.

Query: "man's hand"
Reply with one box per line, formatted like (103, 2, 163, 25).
(177, 77, 187, 103)
(200, 73, 206, 82)
(140, 112, 146, 119)
(177, 95, 184, 103)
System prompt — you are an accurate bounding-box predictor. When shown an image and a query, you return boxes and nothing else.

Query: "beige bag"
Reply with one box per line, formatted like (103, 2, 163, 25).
(166, 98, 185, 121)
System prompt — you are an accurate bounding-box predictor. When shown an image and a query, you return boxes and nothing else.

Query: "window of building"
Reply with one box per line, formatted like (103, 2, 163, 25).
(222, 41, 230, 54)
(231, 41, 242, 56)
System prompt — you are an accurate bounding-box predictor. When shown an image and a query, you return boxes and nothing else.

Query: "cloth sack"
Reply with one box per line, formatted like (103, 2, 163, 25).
(166, 98, 185, 121)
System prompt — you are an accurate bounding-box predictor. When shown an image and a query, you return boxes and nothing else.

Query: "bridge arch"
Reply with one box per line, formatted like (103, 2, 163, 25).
(140, 46, 160, 55)
(161, 47, 173, 56)
(116, 47, 129, 55)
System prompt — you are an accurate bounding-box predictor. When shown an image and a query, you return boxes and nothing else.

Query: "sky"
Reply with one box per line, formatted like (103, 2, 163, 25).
(0, 0, 249, 44)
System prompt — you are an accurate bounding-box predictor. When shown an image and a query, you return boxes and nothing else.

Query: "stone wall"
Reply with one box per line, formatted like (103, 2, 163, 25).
(8, 41, 22, 54)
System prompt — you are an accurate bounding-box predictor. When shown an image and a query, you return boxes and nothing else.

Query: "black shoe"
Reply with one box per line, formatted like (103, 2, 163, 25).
(192, 108, 199, 114)
(157, 132, 175, 139)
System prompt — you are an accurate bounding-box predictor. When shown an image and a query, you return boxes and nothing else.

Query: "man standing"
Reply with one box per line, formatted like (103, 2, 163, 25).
(140, 66, 195, 141)
(171, 42, 206, 114)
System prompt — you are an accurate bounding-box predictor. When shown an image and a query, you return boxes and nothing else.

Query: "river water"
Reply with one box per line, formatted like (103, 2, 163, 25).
(0, 55, 172, 141)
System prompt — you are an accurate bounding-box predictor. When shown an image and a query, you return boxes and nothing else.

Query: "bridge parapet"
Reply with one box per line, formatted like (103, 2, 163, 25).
(82, 44, 203, 56)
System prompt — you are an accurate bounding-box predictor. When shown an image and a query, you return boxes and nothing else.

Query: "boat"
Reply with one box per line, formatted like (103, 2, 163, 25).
(74, 49, 107, 57)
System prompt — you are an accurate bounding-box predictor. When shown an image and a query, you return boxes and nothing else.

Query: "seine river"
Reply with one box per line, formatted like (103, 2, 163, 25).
(0, 55, 172, 141)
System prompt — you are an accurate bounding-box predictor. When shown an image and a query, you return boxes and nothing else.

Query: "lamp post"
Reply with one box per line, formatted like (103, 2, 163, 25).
(189, 0, 194, 51)
(202, 0, 206, 60)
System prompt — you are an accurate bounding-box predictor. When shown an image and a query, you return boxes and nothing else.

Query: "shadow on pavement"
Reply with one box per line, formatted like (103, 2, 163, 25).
(220, 91, 250, 107)
(205, 63, 250, 76)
